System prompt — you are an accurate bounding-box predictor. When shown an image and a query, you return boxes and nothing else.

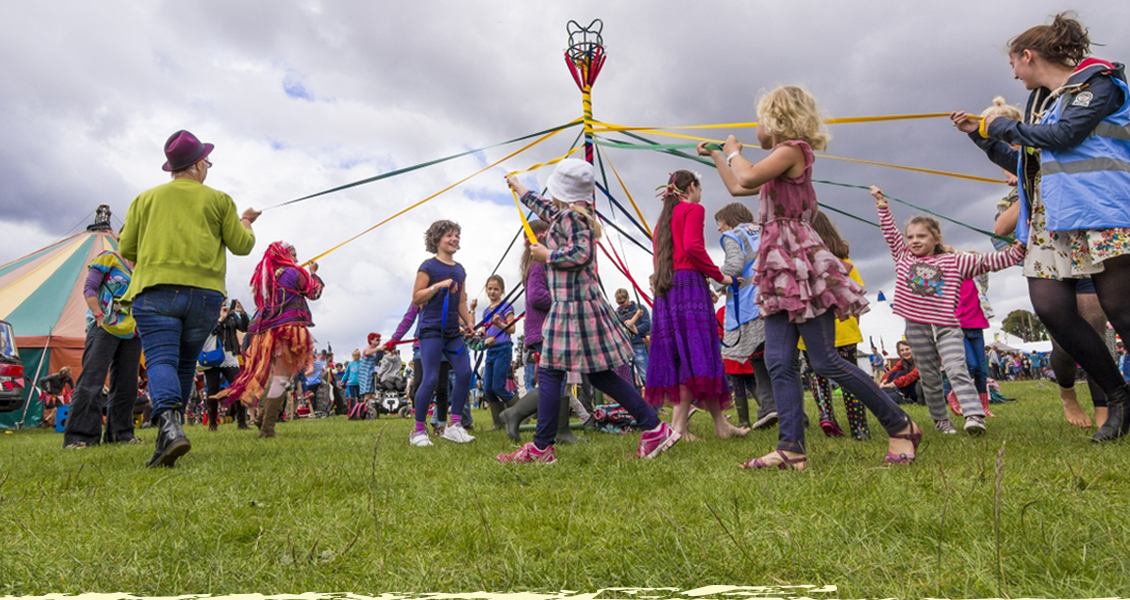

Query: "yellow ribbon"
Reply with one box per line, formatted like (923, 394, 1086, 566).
(506, 146, 583, 176)
(511, 188, 538, 244)
(590, 112, 982, 133)
(303, 126, 568, 265)
(599, 130, 1007, 185)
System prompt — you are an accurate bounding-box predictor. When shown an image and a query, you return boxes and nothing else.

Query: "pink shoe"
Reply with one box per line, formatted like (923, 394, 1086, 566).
(496, 442, 556, 464)
(638, 422, 681, 459)
(820, 419, 844, 437)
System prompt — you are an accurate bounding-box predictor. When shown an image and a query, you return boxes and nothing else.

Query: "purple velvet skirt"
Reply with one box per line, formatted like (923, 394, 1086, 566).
(644, 270, 730, 407)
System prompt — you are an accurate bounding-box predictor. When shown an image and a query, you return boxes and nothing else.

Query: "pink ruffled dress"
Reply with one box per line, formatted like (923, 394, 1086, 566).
(754, 140, 870, 323)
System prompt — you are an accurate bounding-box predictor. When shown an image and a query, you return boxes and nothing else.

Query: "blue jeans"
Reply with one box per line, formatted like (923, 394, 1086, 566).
(524, 342, 541, 393)
(131, 285, 224, 421)
(962, 328, 988, 394)
(764, 311, 909, 453)
(414, 336, 470, 424)
(483, 342, 514, 406)
(630, 341, 649, 386)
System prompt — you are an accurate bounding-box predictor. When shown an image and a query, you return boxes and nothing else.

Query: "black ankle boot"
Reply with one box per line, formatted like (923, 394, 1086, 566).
(1092, 384, 1130, 443)
(146, 411, 191, 468)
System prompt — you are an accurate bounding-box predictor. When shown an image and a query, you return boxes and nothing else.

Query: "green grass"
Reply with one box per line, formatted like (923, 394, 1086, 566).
(1, 381, 1128, 597)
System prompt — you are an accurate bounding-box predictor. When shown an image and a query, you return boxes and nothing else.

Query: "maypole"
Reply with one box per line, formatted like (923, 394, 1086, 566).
(565, 19, 606, 166)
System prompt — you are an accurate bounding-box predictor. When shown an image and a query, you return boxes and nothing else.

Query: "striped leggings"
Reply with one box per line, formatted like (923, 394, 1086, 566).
(905, 321, 983, 421)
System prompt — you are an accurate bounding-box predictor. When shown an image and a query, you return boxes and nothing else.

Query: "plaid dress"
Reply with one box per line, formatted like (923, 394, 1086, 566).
(522, 191, 632, 373)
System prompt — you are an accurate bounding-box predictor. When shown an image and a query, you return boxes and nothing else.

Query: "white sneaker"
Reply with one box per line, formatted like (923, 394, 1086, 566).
(409, 430, 433, 447)
(441, 423, 476, 444)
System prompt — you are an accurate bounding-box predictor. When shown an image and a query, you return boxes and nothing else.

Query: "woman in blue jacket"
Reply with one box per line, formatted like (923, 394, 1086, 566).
(952, 12, 1130, 442)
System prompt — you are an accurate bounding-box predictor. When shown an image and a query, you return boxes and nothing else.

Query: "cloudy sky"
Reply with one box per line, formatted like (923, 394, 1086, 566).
(2, 1, 1127, 357)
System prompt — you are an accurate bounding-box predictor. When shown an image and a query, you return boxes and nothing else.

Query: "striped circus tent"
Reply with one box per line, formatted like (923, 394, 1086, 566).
(0, 211, 119, 429)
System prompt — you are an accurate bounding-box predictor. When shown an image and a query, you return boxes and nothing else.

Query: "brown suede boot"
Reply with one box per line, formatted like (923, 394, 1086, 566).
(259, 395, 285, 438)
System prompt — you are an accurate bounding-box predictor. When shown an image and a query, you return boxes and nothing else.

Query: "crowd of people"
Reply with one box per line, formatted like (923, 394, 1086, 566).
(46, 12, 1130, 469)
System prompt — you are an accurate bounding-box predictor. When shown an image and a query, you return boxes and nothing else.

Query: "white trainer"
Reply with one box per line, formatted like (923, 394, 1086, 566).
(409, 430, 433, 447)
(441, 423, 476, 444)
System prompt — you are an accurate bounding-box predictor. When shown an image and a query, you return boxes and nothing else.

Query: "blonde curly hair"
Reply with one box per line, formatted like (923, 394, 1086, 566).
(756, 85, 831, 151)
(981, 96, 1023, 121)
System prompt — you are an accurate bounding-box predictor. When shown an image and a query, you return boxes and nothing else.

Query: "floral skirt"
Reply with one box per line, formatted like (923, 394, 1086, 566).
(222, 324, 313, 408)
(645, 270, 730, 408)
(1023, 192, 1130, 279)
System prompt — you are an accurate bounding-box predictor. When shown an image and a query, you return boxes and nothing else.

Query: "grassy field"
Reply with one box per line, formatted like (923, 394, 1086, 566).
(1, 380, 1128, 598)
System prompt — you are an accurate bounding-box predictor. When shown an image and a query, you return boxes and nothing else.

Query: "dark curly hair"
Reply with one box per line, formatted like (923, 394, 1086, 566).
(424, 220, 461, 254)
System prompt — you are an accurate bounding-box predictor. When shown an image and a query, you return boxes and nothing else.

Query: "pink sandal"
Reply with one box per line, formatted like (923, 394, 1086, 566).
(740, 449, 806, 471)
(883, 421, 922, 465)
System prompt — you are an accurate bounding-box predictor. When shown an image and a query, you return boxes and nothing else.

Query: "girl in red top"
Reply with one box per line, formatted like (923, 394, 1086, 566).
(646, 170, 748, 441)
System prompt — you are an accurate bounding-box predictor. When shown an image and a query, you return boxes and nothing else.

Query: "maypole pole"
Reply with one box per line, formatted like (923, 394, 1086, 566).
(565, 19, 606, 166)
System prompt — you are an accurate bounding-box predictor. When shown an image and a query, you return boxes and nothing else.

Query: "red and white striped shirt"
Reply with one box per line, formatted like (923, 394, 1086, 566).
(879, 203, 1024, 327)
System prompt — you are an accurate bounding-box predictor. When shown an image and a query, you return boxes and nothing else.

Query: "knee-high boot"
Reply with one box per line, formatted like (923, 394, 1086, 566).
(206, 397, 219, 431)
(258, 394, 285, 438)
(235, 403, 249, 429)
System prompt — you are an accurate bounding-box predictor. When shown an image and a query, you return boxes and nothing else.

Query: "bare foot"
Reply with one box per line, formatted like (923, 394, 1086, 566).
(715, 423, 750, 439)
(739, 449, 806, 471)
(1095, 406, 1108, 430)
(674, 427, 700, 442)
(1060, 387, 1094, 428)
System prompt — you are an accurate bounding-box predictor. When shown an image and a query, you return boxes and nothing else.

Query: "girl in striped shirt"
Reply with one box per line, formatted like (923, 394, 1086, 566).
(871, 186, 1026, 435)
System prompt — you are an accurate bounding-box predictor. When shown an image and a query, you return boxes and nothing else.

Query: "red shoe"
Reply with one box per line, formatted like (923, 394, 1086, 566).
(980, 392, 995, 418)
(946, 391, 964, 416)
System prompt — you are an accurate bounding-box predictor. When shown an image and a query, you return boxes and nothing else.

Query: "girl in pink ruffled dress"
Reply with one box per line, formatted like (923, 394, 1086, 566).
(698, 85, 921, 470)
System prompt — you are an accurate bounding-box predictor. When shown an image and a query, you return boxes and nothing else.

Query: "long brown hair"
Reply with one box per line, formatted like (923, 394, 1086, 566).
(810, 210, 850, 260)
(520, 220, 551, 285)
(1009, 12, 1091, 67)
(652, 170, 699, 297)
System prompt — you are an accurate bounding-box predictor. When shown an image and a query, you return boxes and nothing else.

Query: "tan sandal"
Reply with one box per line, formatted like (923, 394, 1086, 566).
(740, 449, 806, 471)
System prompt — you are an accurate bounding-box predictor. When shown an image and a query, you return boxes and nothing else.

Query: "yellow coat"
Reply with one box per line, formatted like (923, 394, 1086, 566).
(798, 260, 864, 351)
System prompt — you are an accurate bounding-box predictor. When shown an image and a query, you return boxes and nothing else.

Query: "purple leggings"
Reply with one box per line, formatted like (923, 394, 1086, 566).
(534, 367, 658, 449)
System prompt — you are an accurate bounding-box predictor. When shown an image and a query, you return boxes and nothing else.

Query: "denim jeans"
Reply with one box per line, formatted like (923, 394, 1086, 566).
(63, 326, 142, 446)
(764, 311, 909, 453)
(524, 342, 541, 393)
(131, 285, 224, 421)
(483, 342, 514, 406)
(962, 328, 988, 394)
(630, 341, 649, 386)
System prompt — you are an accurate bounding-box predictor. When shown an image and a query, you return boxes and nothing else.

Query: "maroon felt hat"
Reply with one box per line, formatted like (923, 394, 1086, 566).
(162, 130, 214, 172)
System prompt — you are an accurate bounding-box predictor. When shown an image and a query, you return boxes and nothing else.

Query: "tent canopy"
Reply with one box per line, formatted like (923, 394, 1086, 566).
(0, 217, 118, 429)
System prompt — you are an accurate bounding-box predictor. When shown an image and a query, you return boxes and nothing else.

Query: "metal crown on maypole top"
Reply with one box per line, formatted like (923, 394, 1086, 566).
(565, 19, 606, 165)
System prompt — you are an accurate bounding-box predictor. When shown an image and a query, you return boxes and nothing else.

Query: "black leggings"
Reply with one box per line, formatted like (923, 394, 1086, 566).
(1028, 254, 1130, 394)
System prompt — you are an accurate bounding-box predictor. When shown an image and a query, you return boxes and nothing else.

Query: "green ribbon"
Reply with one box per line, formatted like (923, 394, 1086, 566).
(267, 120, 582, 210)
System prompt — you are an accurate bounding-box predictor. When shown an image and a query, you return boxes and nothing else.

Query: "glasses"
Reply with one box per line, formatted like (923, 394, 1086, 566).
(202, 158, 213, 168)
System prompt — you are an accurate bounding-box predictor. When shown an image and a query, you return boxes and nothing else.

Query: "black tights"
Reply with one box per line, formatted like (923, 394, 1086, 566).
(1028, 254, 1130, 394)
(1047, 292, 1108, 407)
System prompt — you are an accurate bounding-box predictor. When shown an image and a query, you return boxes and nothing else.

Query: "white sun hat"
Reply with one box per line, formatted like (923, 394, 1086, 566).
(545, 158, 595, 203)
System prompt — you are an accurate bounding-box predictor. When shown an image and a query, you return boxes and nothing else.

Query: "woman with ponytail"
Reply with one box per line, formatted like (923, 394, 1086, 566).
(225, 241, 324, 438)
(953, 12, 1130, 442)
(645, 170, 748, 441)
